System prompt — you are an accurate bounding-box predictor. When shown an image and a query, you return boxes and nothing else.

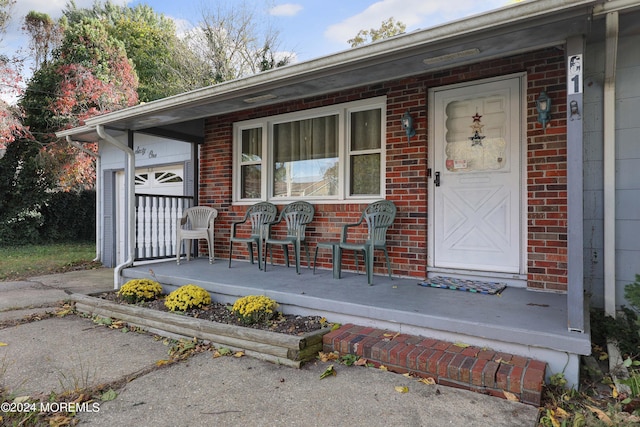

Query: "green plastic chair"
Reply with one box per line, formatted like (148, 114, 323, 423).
(264, 201, 315, 274)
(228, 202, 277, 270)
(338, 200, 397, 285)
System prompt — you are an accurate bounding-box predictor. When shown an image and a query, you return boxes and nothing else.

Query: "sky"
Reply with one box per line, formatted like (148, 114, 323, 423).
(1, 0, 515, 97)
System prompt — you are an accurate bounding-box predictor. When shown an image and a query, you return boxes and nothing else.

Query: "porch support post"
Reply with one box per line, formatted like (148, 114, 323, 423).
(603, 12, 619, 318)
(566, 35, 585, 333)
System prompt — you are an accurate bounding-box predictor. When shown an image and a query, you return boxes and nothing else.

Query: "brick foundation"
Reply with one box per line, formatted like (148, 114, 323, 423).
(323, 324, 546, 406)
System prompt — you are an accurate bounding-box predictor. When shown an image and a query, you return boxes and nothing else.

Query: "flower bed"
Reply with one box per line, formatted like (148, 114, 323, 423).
(69, 292, 331, 368)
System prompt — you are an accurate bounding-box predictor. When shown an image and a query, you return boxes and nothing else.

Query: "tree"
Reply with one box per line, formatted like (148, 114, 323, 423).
(20, 16, 138, 191)
(23, 11, 61, 70)
(0, 0, 26, 148)
(186, 2, 293, 83)
(64, 1, 227, 101)
(348, 17, 406, 48)
(21, 17, 138, 136)
(0, 0, 12, 36)
(63, 1, 211, 102)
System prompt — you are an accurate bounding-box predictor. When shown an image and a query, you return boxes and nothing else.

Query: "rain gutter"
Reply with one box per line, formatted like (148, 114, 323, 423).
(79, 0, 596, 128)
(96, 125, 135, 289)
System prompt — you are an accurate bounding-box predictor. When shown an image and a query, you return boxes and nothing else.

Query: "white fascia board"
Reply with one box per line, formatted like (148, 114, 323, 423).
(75, 0, 595, 131)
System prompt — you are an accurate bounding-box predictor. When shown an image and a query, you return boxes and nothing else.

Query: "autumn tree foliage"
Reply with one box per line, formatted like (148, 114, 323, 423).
(64, 1, 214, 102)
(348, 17, 406, 47)
(0, 57, 25, 147)
(0, 0, 26, 148)
(20, 16, 138, 191)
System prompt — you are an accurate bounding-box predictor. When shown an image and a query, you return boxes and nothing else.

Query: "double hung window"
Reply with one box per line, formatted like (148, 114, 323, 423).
(234, 96, 385, 202)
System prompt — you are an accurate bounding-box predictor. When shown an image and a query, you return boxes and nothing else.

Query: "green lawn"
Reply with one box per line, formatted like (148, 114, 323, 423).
(0, 242, 98, 281)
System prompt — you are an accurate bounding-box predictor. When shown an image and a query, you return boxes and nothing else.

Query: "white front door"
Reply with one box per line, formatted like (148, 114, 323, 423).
(430, 77, 522, 274)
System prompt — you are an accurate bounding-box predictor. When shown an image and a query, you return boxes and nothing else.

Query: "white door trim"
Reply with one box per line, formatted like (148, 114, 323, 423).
(427, 73, 527, 283)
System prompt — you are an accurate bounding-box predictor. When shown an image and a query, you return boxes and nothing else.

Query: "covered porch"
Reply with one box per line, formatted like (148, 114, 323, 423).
(120, 257, 590, 387)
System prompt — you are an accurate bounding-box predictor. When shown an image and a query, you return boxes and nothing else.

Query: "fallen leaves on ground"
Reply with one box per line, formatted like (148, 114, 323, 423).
(213, 347, 232, 358)
(320, 365, 336, 379)
(503, 391, 519, 402)
(317, 351, 339, 362)
(354, 357, 368, 366)
(394, 386, 409, 393)
(585, 405, 614, 426)
(101, 389, 118, 401)
(55, 304, 73, 317)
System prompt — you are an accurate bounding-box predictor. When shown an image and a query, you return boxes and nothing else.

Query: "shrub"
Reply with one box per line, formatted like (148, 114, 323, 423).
(118, 279, 163, 304)
(232, 295, 278, 325)
(164, 284, 211, 312)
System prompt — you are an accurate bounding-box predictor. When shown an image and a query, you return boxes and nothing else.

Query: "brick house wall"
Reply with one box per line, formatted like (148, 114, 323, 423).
(198, 47, 568, 292)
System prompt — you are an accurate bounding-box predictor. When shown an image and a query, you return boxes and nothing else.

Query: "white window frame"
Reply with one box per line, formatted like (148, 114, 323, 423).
(232, 96, 386, 204)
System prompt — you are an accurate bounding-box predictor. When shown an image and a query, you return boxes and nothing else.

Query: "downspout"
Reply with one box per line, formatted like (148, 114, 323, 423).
(66, 136, 101, 262)
(96, 125, 135, 290)
(603, 11, 618, 317)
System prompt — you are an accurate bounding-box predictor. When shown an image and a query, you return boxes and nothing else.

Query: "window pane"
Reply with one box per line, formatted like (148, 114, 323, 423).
(273, 115, 339, 197)
(350, 153, 380, 195)
(242, 128, 262, 162)
(241, 165, 261, 199)
(351, 109, 381, 151)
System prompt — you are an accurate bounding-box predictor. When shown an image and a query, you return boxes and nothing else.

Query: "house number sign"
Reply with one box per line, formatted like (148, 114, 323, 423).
(568, 54, 582, 95)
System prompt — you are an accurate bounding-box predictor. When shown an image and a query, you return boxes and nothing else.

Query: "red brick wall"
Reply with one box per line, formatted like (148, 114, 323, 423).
(198, 47, 568, 292)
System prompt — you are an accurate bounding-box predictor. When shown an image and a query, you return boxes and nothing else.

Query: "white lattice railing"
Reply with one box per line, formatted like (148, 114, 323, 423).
(135, 194, 194, 261)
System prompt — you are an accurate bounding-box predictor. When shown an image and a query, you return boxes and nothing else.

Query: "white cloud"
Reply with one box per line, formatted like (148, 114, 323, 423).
(324, 0, 507, 45)
(269, 3, 303, 17)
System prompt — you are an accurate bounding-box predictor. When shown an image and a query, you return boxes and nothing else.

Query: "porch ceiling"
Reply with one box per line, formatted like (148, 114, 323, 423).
(60, 0, 598, 143)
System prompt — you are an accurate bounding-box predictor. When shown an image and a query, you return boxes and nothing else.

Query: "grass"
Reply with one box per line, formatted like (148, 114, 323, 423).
(0, 242, 98, 281)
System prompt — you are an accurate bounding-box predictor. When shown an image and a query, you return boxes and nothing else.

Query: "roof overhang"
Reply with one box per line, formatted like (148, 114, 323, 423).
(58, 0, 607, 143)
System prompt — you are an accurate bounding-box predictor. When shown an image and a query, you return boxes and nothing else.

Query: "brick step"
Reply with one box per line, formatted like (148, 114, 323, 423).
(323, 324, 546, 406)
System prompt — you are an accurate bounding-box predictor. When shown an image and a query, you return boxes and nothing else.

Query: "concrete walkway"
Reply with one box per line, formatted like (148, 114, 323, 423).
(0, 268, 540, 426)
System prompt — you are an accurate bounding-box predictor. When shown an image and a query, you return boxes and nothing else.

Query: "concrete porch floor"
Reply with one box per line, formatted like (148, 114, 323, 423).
(121, 257, 591, 387)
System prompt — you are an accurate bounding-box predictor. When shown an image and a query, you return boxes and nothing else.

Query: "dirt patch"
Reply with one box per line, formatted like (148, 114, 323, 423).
(96, 292, 327, 336)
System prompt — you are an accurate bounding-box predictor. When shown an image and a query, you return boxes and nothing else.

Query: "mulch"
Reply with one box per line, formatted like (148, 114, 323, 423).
(96, 292, 326, 335)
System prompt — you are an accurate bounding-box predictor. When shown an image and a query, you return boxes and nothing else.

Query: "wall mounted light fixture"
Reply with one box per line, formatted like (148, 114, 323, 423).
(536, 91, 552, 130)
(401, 110, 415, 141)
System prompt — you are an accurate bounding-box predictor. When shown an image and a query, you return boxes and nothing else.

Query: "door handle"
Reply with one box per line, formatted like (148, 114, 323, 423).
(434, 171, 440, 187)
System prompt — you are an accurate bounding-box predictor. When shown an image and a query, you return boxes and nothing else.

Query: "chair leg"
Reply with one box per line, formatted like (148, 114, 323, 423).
(246, 242, 255, 265)
(263, 243, 269, 272)
(294, 243, 300, 274)
(383, 248, 392, 279)
(366, 246, 374, 285)
(304, 242, 311, 269)
(354, 250, 359, 274)
(177, 239, 182, 265)
(313, 247, 319, 274)
(186, 239, 192, 262)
